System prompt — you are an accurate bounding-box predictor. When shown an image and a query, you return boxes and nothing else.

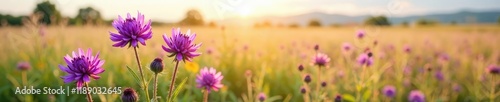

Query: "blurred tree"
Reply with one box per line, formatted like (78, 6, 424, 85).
(329, 23, 342, 28)
(208, 21, 217, 27)
(401, 21, 409, 27)
(416, 18, 439, 26)
(364, 16, 391, 26)
(74, 7, 103, 26)
(308, 18, 322, 27)
(261, 20, 272, 27)
(33, 1, 61, 25)
(497, 16, 500, 25)
(0, 14, 24, 26)
(450, 21, 457, 25)
(179, 9, 204, 26)
(288, 23, 299, 28)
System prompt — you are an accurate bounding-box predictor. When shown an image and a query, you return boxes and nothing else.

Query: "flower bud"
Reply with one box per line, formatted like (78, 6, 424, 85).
(150, 58, 164, 74)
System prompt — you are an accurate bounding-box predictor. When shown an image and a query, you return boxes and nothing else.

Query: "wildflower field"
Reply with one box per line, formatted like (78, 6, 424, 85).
(1, 24, 499, 102)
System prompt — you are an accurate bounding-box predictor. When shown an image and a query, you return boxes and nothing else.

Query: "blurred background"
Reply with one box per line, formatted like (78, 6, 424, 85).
(0, 0, 499, 102)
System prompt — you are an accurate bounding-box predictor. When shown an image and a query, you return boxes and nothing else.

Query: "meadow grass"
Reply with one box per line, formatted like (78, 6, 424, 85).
(0, 25, 499, 101)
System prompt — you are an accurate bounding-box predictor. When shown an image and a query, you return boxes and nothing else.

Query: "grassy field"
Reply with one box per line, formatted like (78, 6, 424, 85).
(1, 25, 499, 102)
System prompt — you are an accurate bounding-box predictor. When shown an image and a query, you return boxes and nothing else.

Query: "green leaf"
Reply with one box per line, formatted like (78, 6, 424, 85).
(342, 94, 355, 102)
(169, 77, 188, 102)
(363, 90, 372, 101)
(126, 66, 141, 87)
(266, 96, 282, 102)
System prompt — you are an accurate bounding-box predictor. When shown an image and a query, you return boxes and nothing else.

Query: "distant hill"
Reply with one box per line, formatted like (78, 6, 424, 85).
(234, 10, 500, 26)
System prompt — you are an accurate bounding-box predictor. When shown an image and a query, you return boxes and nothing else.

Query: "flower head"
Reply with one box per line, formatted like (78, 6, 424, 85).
(300, 87, 307, 94)
(122, 88, 139, 102)
(258, 92, 266, 102)
(357, 53, 374, 67)
(382, 85, 396, 98)
(404, 45, 411, 53)
(304, 74, 312, 83)
(487, 65, 500, 74)
(313, 53, 330, 67)
(59, 48, 105, 89)
(356, 30, 365, 39)
(298, 64, 304, 71)
(435, 71, 444, 81)
(408, 90, 425, 102)
(453, 83, 461, 92)
(321, 81, 327, 87)
(196, 67, 223, 92)
(149, 58, 164, 74)
(17, 61, 31, 71)
(110, 12, 153, 48)
(341, 42, 352, 52)
(335, 94, 342, 102)
(314, 44, 319, 51)
(162, 28, 202, 62)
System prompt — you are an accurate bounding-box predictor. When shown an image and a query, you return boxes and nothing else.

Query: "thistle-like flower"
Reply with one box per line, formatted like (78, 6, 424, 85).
(487, 65, 499, 74)
(109, 12, 153, 48)
(335, 94, 342, 102)
(17, 61, 31, 71)
(408, 90, 425, 102)
(356, 30, 365, 39)
(298, 64, 304, 71)
(258, 92, 266, 102)
(162, 28, 202, 62)
(300, 87, 307, 94)
(382, 85, 396, 98)
(149, 58, 164, 74)
(59, 48, 105, 89)
(304, 74, 312, 83)
(122, 88, 139, 102)
(357, 53, 374, 67)
(341, 42, 352, 52)
(196, 67, 224, 92)
(313, 53, 330, 67)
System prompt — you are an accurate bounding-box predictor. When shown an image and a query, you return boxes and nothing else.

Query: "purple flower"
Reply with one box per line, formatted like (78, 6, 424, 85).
(321, 81, 327, 87)
(59, 48, 105, 89)
(300, 87, 307, 94)
(487, 65, 500, 74)
(304, 74, 312, 83)
(298, 64, 304, 71)
(382, 85, 396, 98)
(357, 53, 373, 67)
(17, 61, 31, 71)
(314, 44, 319, 51)
(408, 90, 425, 102)
(196, 67, 223, 92)
(356, 30, 365, 39)
(453, 84, 461, 92)
(110, 12, 153, 48)
(162, 28, 202, 62)
(149, 58, 164, 74)
(313, 53, 330, 67)
(335, 94, 342, 102)
(435, 71, 444, 81)
(404, 45, 411, 53)
(258, 92, 266, 101)
(122, 87, 139, 102)
(341, 42, 352, 52)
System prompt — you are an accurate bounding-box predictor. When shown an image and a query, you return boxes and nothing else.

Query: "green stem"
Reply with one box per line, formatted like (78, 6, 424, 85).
(85, 83, 93, 102)
(153, 74, 158, 102)
(247, 76, 253, 102)
(204, 89, 209, 102)
(167, 61, 180, 101)
(133, 47, 150, 102)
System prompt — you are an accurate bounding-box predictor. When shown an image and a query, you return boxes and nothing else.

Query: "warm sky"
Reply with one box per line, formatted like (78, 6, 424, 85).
(1, 0, 499, 22)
